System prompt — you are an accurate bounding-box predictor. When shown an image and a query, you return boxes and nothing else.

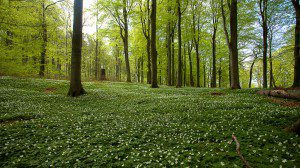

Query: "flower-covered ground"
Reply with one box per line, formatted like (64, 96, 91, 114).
(0, 77, 299, 167)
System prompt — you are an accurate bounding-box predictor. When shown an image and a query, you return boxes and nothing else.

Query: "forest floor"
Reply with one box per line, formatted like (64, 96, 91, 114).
(0, 76, 299, 167)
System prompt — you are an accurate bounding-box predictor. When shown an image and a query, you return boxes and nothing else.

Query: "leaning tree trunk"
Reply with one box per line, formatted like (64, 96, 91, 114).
(230, 0, 241, 89)
(68, 0, 85, 97)
(292, 0, 300, 88)
(150, 0, 158, 88)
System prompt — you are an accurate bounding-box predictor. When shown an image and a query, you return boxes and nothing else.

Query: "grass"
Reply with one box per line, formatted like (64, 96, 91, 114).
(0, 76, 299, 167)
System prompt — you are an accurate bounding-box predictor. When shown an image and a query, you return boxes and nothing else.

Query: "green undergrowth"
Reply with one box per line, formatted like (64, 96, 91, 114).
(0, 76, 299, 167)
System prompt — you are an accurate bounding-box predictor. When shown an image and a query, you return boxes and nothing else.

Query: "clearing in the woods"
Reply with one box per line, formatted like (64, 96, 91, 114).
(0, 77, 299, 167)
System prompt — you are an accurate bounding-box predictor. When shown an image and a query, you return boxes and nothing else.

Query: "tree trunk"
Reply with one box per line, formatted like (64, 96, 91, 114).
(141, 56, 144, 83)
(221, 0, 232, 87)
(176, 0, 182, 88)
(292, 0, 300, 88)
(211, 19, 217, 88)
(40, 4, 47, 78)
(249, 58, 256, 88)
(171, 32, 175, 86)
(260, 0, 268, 88)
(183, 45, 187, 86)
(188, 44, 194, 87)
(269, 30, 275, 88)
(123, 0, 131, 82)
(167, 21, 172, 86)
(203, 63, 206, 87)
(95, 19, 99, 80)
(230, 0, 241, 89)
(150, 0, 158, 88)
(68, 0, 85, 97)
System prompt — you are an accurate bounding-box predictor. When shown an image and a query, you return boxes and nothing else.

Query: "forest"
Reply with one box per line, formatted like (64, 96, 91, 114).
(0, 0, 300, 167)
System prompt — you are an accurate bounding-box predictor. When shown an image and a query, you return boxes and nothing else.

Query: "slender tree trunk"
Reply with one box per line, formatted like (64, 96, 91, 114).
(176, 0, 182, 87)
(68, 0, 85, 97)
(249, 58, 256, 88)
(171, 32, 175, 86)
(188, 43, 194, 87)
(167, 22, 172, 86)
(150, 0, 158, 88)
(221, 0, 232, 87)
(292, 0, 300, 88)
(40, 4, 47, 78)
(183, 45, 187, 86)
(95, 9, 99, 80)
(230, 0, 241, 89)
(269, 30, 275, 88)
(218, 66, 222, 88)
(211, 20, 217, 88)
(141, 56, 144, 83)
(203, 63, 206, 87)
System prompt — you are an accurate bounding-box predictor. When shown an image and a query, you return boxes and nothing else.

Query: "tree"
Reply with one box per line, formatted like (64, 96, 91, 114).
(138, 0, 151, 84)
(39, 0, 64, 78)
(210, 0, 218, 88)
(176, 0, 182, 88)
(221, 0, 240, 89)
(150, 0, 158, 88)
(100, 0, 133, 82)
(259, 0, 268, 88)
(291, 0, 300, 88)
(68, 0, 85, 97)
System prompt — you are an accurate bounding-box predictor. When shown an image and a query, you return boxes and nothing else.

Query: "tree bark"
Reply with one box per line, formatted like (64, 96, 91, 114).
(249, 58, 256, 88)
(188, 42, 194, 87)
(211, 15, 217, 88)
(176, 0, 182, 88)
(39, 3, 47, 78)
(167, 21, 172, 86)
(230, 0, 241, 89)
(259, 0, 268, 88)
(123, 0, 131, 82)
(68, 0, 85, 97)
(150, 0, 158, 88)
(292, 0, 300, 88)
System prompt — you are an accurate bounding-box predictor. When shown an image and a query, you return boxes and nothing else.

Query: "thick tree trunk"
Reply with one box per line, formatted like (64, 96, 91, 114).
(230, 0, 241, 89)
(292, 0, 300, 88)
(176, 0, 182, 88)
(40, 4, 47, 78)
(68, 0, 85, 97)
(260, 0, 268, 88)
(123, 0, 131, 82)
(203, 63, 206, 87)
(150, 0, 158, 88)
